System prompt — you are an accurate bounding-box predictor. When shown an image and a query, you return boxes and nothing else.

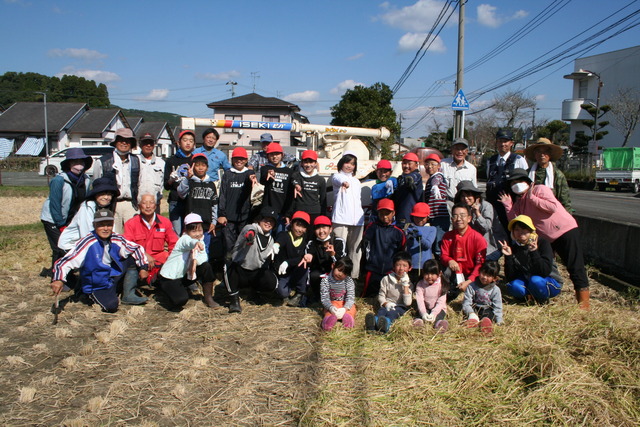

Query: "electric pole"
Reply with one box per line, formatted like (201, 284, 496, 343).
(453, 0, 465, 139)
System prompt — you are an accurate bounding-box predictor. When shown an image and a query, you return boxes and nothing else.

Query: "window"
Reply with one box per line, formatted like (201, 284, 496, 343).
(224, 115, 242, 133)
(262, 115, 280, 123)
(578, 79, 589, 99)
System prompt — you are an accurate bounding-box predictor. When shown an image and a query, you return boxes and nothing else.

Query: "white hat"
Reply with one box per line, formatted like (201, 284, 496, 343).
(184, 213, 203, 226)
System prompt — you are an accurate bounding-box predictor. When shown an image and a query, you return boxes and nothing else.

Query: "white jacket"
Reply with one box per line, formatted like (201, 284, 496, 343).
(331, 172, 364, 226)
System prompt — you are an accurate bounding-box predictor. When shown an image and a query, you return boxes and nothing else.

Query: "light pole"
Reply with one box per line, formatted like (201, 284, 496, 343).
(35, 91, 49, 182)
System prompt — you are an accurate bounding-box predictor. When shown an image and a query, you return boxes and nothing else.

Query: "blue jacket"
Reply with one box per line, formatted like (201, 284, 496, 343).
(193, 147, 231, 181)
(363, 221, 406, 275)
(393, 170, 423, 223)
(41, 172, 90, 226)
(405, 223, 437, 271)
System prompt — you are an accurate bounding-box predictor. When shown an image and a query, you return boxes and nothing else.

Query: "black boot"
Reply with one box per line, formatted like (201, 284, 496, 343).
(202, 282, 221, 309)
(229, 295, 242, 314)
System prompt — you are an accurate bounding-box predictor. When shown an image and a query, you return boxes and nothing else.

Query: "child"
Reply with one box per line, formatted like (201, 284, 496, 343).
(365, 251, 413, 334)
(320, 258, 357, 331)
(260, 142, 293, 233)
(224, 206, 279, 314)
(405, 202, 437, 284)
(164, 129, 196, 235)
(305, 215, 347, 304)
(157, 213, 218, 310)
(331, 152, 365, 279)
(274, 211, 312, 307)
(392, 152, 423, 227)
(413, 259, 449, 332)
(423, 153, 449, 257)
(369, 159, 397, 221)
(217, 147, 258, 255)
(291, 150, 327, 223)
(462, 260, 503, 334)
(361, 198, 406, 297)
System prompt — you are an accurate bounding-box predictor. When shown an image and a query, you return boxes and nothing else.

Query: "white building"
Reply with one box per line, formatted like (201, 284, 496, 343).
(562, 45, 640, 151)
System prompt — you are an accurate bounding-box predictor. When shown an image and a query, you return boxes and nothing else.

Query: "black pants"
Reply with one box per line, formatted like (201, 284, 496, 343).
(476, 306, 496, 322)
(362, 270, 385, 298)
(223, 262, 278, 297)
(551, 227, 589, 290)
(157, 262, 215, 307)
(42, 220, 65, 268)
(221, 221, 247, 258)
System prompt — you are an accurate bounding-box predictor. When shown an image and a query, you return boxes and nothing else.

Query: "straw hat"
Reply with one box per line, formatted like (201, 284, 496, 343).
(525, 138, 563, 162)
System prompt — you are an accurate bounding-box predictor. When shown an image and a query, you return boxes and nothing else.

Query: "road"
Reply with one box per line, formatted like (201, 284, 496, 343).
(0, 171, 49, 186)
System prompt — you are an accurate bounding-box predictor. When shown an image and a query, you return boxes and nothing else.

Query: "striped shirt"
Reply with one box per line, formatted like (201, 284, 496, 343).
(320, 272, 356, 311)
(424, 172, 449, 218)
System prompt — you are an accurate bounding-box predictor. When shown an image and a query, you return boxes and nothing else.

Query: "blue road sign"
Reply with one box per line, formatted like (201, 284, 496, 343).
(451, 89, 470, 111)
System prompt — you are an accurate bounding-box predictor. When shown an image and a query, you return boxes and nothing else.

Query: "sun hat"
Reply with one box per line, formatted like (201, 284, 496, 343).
(87, 177, 120, 199)
(291, 211, 311, 225)
(93, 208, 114, 223)
(506, 168, 532, 183)
(424, 153, 441, 164)
(403, 152, 419, 162)
(231, 147, 248, 159)
(314, 215, 332, 227)
(411, 202, 431, 218)
(111, 128, 137, 148)
(377, 198, 395, 212)
(184, 213, 203, 226)
(301, 150, 318, 161)
(508, 215, 536, 232)
(376, 159, 392, 170)
(524, 137, 564, 162)
(60, 147, 93, 172)
(456, 180, 482, 195)
(265, 142, 283, 154)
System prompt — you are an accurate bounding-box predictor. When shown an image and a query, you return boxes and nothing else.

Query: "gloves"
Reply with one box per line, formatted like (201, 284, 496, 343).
(468, 312, 480, 322)
(329, 306, 338, 316)
(404, 175, 415, 190)
(335, 307, 346, 320)
(278, 261, 288, 276)
(169, 167, 180, 181)
(177, 164, 190, 177)
(385, 302, 396, 311)
(244, 230, 256, 245)
(272, 243, 280, 255)
(422, 313, 435, 323)
(384, 179, 395, 196)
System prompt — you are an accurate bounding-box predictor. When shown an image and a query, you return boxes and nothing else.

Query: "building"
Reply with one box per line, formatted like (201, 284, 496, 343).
(562, 45, 640, 151)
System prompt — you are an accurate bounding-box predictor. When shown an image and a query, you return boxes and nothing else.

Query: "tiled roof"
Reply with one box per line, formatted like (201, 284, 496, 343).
(68, 108, 123, 135)
(136, 121, 174, 143)
(0, 102, 87, 132)
(126, 116, 143, 131)
(207, 93, 300, 111)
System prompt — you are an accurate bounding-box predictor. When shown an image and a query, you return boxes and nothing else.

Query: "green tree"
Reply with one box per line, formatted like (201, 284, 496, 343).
(330, 82, 400, 159)
(571, 104, 610, 154)
(537, 119, 569, 144)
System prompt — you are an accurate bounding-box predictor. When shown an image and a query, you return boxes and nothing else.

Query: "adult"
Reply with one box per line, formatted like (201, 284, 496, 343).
(485, 129, 528, 230)
(440, 137, 477, 203)
(164, 129, 196, 235)
(193, 128, 231, 182)
(392, 152, 423, 227)
(40, 147, 92, 276)
(122, 193, 179, 304)
(499, 168, 590, 309)
(93, 128, 140, 233)
(525, 137, 571, 212)
(51, 209, 148, 313)
(423, 153, 449, 257)
(454, 180, 506, 261)
(499, 215, 563, 303)
(248, 133, 296, 179)
(137, 132, 165, 211)
(439, 203, 487, 301)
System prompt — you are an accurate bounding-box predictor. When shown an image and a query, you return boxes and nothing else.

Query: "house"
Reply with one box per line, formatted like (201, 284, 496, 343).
(133, 119, 175, 158)
(67, 108, 130, 147)
(562, 45, 640, 151)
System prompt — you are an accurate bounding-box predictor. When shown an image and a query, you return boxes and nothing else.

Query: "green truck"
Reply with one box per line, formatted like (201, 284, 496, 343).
(595, 147, 640, 193)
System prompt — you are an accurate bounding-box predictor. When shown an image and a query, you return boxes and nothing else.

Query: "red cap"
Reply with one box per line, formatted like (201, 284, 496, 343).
(301, 150, 318, 161)
(377, 198, 395, 212)
(291, 211, 311, 225)
(314, 215, 332, 226)
(178, 130, 196, 140)
(231, 147, 248, 158)
(376, 159, 392, 170)
(265, 142, 284, 154)
(191, 153, 208, 163)
(424, 153, 441, 164)
(411, 202, 431, 218)
(403, 152, 419, 162)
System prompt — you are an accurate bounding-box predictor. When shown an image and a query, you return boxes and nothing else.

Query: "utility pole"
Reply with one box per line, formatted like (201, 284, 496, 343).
(226, 81, 237, 97)
(453, 0, 465, 139)
(35, 91, 49, 183)
(250, 72, 260, 93)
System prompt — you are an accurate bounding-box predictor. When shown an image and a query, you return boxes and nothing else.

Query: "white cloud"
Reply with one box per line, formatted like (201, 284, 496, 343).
(398, 33, 446, 53)
(534, 94, 546, 102)
(196, 70, 240, 80)
(55, 66, 120, 83)
(477, 4, 528, 28)
(330, 79, 366, 95)
(346, 53, 364, 61)
(135, 89, 170, 102)
(378, 0, 450, 32)
(283, 91, 320, 102)
(48, 48, 107, 61)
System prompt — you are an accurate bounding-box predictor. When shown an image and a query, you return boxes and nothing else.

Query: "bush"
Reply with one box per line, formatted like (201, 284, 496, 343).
(0, 156, 41, 172)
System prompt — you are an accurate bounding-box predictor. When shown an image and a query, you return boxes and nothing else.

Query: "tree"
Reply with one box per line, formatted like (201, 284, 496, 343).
(571, 103, 610, 154)
(330, 82, 400, 159)
(492, 89, 536, 128)
(608, 88, 640, 147)
(537, 119, 569, 145)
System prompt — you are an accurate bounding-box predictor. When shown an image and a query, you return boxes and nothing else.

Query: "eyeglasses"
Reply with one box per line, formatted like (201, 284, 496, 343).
(451, 214, 469, 219)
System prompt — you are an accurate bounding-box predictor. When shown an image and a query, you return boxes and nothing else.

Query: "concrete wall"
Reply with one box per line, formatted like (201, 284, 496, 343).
(574, 214, 640, 280)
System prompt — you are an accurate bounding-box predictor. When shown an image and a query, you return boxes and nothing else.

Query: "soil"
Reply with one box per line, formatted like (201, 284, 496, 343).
(0, 196, 46, 225)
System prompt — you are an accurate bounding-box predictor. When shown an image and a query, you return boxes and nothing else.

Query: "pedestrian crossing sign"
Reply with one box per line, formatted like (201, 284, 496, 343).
(451, 89, 470, 111)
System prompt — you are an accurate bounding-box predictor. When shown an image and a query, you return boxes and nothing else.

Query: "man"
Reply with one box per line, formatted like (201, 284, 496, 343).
(392, 152, 423, 227)
(248, 133, 296, 179)
(122, 193, 179, 304)
(93, 128, 140, 233)
(485, 129, 528, 230)
(440, 203, 487, 302)
(440, 138, 477, 203)
(137, 132, 165, 212)
(51, 209, 148, 313)
(164, 129, 196, 235)
(193, 128, 231, 182)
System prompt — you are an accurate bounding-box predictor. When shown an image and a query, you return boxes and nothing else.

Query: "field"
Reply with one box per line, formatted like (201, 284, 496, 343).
(0, 193, 638, 426)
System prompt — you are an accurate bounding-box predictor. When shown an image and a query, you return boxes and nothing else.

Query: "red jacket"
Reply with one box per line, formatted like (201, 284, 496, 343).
(124, 214, 178, 266)
(440, 227, 487, 281)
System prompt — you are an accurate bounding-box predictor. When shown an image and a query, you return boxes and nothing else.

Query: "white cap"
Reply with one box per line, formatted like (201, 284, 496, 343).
(184, 213, 203, 226)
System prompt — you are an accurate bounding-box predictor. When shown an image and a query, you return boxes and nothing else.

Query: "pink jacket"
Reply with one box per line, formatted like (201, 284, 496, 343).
(502, 184, 577, 243)
(415, 277, 447, 318)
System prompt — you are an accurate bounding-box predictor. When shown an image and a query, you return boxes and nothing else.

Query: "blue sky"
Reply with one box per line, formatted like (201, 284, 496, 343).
(2, 0, 639, 137)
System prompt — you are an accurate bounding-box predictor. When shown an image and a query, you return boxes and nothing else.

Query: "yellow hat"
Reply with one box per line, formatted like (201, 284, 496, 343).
(508, 215, 536, 232)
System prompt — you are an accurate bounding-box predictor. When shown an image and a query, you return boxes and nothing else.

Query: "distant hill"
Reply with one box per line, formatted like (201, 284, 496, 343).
(114, 106, 184, 128)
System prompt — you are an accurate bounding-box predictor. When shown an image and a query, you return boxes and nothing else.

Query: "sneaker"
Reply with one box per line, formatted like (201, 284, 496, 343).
(480, 317, 493, 335)
(342, 313, 355, 328)
(188, 283, 203, 297)
(377, 316, 391, 334)
(321, 314, 338, 331)
(412, 318, 425, 328)
(286, 293, 303, 307)
(39, 267, 52, 278)
(466, 318, 479, 328)
(365, 313, 377, 332)
(434, 319, 449, 333)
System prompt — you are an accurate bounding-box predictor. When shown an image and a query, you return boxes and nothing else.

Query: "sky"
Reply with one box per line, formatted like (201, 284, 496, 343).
(1, 0, 639, 138)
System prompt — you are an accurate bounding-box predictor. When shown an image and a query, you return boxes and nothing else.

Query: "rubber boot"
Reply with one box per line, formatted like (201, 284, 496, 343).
(121, 268, 148, 305)
(202, 282, 221, 309)
(229, 294, 242, 314)
(576, 288, 590, 310)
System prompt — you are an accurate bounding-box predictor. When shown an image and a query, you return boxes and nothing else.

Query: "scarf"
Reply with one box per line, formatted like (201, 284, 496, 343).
(529, 163, 554, 189)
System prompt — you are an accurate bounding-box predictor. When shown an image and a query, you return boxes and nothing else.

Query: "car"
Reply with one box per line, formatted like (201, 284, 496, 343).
(39, 146, 115, 177)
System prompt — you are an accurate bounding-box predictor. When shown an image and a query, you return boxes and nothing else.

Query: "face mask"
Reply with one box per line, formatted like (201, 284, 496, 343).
(115, 148, 130, 156)
(511, 182, 529, 195)
(70, 164, 85, 175)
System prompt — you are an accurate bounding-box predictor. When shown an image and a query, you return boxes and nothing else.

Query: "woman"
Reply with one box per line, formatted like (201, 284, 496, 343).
(58, 177, 119, 252)
(454, 180, 506, 261)
(499, 168, 590, 309)
(525, 138, 571, 211)
(40, 148, 92, 276)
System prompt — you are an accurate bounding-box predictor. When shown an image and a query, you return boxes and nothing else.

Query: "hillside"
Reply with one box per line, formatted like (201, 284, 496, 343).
(114, 106, 183, 128)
